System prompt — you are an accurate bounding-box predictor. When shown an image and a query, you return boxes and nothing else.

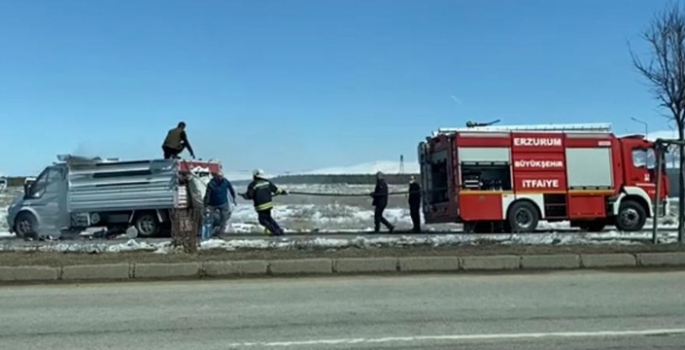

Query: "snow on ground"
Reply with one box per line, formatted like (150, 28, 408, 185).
(221, 183, 458, 233)
(0, 209, 10, 238)
(0, 190, 15, 238)
(1, 230, 679, 254)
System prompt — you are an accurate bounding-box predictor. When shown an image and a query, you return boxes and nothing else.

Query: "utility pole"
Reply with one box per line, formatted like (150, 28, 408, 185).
(630, 117, 649, 136)
(399, 155, 404, 174)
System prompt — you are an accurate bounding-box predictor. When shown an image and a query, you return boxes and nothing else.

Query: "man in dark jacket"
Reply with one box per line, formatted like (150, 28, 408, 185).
(204, 171, 236, 236)
(241, 169, 287, 236)
(408, 176, 422, 233)
(371, 171, 394, 233)
(162, 122, 196, 159)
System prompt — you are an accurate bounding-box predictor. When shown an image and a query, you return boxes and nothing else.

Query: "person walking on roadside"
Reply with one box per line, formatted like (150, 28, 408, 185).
(408, 176, 422, 233)
(162, 122, 196, 159)
(204, 171, 236, 237)
(371, 171, 394, 233)
(241, 169, 287, 236)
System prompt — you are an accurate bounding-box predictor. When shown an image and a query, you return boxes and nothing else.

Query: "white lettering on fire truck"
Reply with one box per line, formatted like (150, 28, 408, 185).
(514, 160, 564, 169)
(513, 137, 562, 147)
(521, 179, 560, 188)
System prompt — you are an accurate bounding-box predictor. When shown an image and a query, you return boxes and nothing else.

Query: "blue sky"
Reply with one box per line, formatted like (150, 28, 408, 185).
(0, 0, 677, 176)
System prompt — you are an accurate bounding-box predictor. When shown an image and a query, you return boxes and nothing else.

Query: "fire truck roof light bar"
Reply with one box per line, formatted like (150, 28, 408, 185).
(434, 123, 613, 135)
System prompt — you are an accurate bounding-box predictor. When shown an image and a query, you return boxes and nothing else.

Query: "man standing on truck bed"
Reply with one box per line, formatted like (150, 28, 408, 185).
(204, 171, 236, 236)
(162, 122, 196, 159)
(241, 169, 287, 236)
(371, 171, 394, 233)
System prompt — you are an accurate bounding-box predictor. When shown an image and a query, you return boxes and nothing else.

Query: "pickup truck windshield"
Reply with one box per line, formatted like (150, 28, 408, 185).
(26, 167, 64, 199)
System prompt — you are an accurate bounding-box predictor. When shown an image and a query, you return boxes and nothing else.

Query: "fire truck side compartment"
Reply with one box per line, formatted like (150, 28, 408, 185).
(426, 150, 449, 204)
(565, 147, 613, 218)
(458, 147, 512, 191)
(565, 148, 614, 189)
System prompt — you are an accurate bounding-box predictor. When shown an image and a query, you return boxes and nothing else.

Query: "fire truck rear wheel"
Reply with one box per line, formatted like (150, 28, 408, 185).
(615, 200, 647, 232)
(507, 201, 539, 233)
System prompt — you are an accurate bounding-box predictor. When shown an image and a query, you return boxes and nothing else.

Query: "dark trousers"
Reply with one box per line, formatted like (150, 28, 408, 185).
(258, 209, 283, 236)
(374, 205, 393, 232)
(410, 202, 421, 233)
(209, 203, 231, 236)
(162, 145, 185, 159)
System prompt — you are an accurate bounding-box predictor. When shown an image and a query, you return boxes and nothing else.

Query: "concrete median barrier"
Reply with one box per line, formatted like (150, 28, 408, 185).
(399, 257, 460, 272)
(62, 264, 131, 281)
(521, 254, 580, 270)
(134, 262, 201, 279)
(0, 266, 60, 282)
(637, 252, 685, 267)
(204, 260, 269, 276)
(334, 257, 398, 273)
(581, 254, 637, 268)
(3, 251, 685, 284)
(460, 255, 520, 271)
(268, 259, 333, 275)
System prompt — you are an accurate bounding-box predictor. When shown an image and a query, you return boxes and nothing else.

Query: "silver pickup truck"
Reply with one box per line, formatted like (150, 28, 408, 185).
(6, 155, 220, 238)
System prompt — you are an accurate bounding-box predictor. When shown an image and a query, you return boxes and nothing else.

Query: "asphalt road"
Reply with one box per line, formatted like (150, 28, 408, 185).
(1, 271, 685, 349)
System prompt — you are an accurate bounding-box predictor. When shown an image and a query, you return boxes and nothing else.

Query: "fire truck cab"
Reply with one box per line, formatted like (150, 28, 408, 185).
(418, 123, 669, 233)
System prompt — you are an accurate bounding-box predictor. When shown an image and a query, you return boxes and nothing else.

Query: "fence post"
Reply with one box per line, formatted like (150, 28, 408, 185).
(653, 143, 663, 245)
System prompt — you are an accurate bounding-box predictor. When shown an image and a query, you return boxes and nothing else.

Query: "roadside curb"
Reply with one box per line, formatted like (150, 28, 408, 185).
(1, 252, 685, 284)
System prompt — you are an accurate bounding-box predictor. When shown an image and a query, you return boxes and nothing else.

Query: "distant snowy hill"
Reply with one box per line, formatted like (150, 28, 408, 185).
(304, 160, 419, 175)
(225, 160, 419, 181)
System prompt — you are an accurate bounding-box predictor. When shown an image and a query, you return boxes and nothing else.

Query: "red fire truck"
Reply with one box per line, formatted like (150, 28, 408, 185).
(418, 123, 669, 233)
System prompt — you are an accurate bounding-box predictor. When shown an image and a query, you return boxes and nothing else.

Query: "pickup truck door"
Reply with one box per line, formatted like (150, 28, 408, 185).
(26, 166, 69, 236)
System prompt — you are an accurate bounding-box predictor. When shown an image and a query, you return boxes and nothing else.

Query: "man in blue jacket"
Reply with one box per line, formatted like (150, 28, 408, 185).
(204, 171, 236, 236)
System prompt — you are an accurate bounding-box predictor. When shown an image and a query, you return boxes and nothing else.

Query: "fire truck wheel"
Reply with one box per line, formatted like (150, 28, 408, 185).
(507, 201, 539, 233)
(615, 200, 647, 232)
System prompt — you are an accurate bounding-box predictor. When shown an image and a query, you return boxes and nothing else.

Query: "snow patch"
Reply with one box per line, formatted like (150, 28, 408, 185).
(2, 231, 679, 254)
(0, 205, 11, 237)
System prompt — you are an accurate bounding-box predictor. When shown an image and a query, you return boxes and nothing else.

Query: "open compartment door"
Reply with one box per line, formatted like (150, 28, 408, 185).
(418, 135, 458, 223)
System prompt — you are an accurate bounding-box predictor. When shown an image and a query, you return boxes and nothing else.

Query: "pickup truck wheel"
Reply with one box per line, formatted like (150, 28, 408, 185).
(134, 213, 160, 237)
(615, 200, 646, 232)
(14, 212, 38, 239)
(507, 201, 539, 233)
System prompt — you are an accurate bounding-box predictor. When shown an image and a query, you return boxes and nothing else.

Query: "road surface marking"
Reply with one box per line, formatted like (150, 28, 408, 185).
(227, 328, 685, 347)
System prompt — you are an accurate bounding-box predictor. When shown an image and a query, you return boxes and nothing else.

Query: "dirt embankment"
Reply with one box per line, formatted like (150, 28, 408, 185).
(1, 243, 684, 267)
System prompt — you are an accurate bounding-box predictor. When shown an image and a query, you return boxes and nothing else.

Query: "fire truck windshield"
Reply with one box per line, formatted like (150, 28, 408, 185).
(632, 148, 657, 169)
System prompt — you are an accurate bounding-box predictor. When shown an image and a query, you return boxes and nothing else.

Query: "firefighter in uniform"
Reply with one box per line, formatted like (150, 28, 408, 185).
(162, 122, 196, 159)
(241, 169, 287, 236)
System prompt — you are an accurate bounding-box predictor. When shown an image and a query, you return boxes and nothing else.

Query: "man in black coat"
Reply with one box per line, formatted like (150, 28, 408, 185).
(408, 176, 422, 233)
(371, 172, 394, 233)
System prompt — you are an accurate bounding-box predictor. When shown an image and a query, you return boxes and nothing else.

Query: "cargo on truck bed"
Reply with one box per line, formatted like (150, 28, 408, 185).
(6, 155, 221, 238)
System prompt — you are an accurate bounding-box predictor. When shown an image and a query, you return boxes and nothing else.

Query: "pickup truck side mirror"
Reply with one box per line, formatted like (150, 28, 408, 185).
(23, 183, 31, 197)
